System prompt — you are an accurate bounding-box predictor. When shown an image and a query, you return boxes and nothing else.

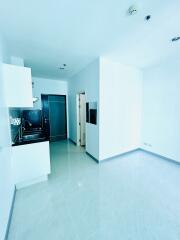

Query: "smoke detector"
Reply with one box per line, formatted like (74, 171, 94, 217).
(128, 4, 138, 15)
(145, 15, 151, 21)
(58, 63, 67, 70)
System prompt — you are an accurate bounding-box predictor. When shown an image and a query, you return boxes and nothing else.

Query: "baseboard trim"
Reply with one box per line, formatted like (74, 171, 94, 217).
(69, 138, 77, 145)
(86, 148, 140, 164)
(99, 148, 140, 163)
(86, 152, 99, 163)
(140, 148, 180, 165)
(87, 147, 179, 166)
(16, 175, 48, 190)
(5, 186, 16, 240)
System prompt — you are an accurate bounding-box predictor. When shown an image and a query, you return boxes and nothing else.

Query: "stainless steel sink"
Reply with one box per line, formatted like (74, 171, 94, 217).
(22, 133, 45, 142)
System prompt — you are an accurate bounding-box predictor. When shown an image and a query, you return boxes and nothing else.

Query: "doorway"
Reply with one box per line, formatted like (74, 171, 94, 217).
(77, 93, 86, 146)
(41, 94, 67, 141)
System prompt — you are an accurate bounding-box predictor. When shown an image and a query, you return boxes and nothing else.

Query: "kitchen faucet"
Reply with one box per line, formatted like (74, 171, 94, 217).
(24, 119, 32, 127)
(18, 119, 32, 141)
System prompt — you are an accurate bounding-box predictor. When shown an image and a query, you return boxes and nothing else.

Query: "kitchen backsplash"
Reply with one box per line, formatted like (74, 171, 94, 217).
(9, 108, 22, 143)
(9, 108, 43, 143)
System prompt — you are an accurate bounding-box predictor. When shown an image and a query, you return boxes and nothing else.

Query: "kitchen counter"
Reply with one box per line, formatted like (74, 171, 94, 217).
(12, 129, 49, 146)
(12, 137, 48, 146)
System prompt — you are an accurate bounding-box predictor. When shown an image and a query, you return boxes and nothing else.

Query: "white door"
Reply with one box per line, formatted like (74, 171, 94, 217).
(79, 93, 86, 146)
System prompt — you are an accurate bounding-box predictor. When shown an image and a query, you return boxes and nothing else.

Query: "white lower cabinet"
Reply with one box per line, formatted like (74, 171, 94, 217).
(12, 141, 51, 189)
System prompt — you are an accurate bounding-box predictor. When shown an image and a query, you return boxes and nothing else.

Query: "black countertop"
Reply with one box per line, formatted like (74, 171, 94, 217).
(12, 129, 49, 147)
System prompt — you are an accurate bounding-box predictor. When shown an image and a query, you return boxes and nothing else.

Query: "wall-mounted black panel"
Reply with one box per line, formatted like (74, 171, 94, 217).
(86, 102, 89, 123)
(90, 109, 97, 125)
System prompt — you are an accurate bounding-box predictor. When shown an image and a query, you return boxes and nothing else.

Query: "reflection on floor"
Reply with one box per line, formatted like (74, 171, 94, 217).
(8, 140, 180, 240)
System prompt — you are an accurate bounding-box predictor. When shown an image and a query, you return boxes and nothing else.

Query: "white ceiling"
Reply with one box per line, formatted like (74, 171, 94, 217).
(0, 0, 180, 79)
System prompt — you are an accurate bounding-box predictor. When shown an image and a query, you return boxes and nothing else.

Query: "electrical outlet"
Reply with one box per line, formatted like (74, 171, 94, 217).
(143, 142, 152, 147)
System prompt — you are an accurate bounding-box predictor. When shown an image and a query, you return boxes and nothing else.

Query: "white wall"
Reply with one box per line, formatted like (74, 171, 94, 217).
(68, 59, 100, 159)
(99, 58, 142, 160)
(0, 40, 14, 240)
(32, 77, 69, 136)
(32, 77, 68, 109)
(142, 58, 180, 162)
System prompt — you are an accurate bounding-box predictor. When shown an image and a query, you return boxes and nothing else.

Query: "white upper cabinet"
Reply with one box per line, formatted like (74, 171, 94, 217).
(3, 64, 33, 107)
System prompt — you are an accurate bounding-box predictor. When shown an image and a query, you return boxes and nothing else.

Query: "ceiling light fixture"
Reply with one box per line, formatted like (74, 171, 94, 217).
(172, 36, 180, 42)
(128, 4, 138, 15)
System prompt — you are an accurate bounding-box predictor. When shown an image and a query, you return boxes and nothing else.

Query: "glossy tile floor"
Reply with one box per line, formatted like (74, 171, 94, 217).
(8, 140, 180, 240)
